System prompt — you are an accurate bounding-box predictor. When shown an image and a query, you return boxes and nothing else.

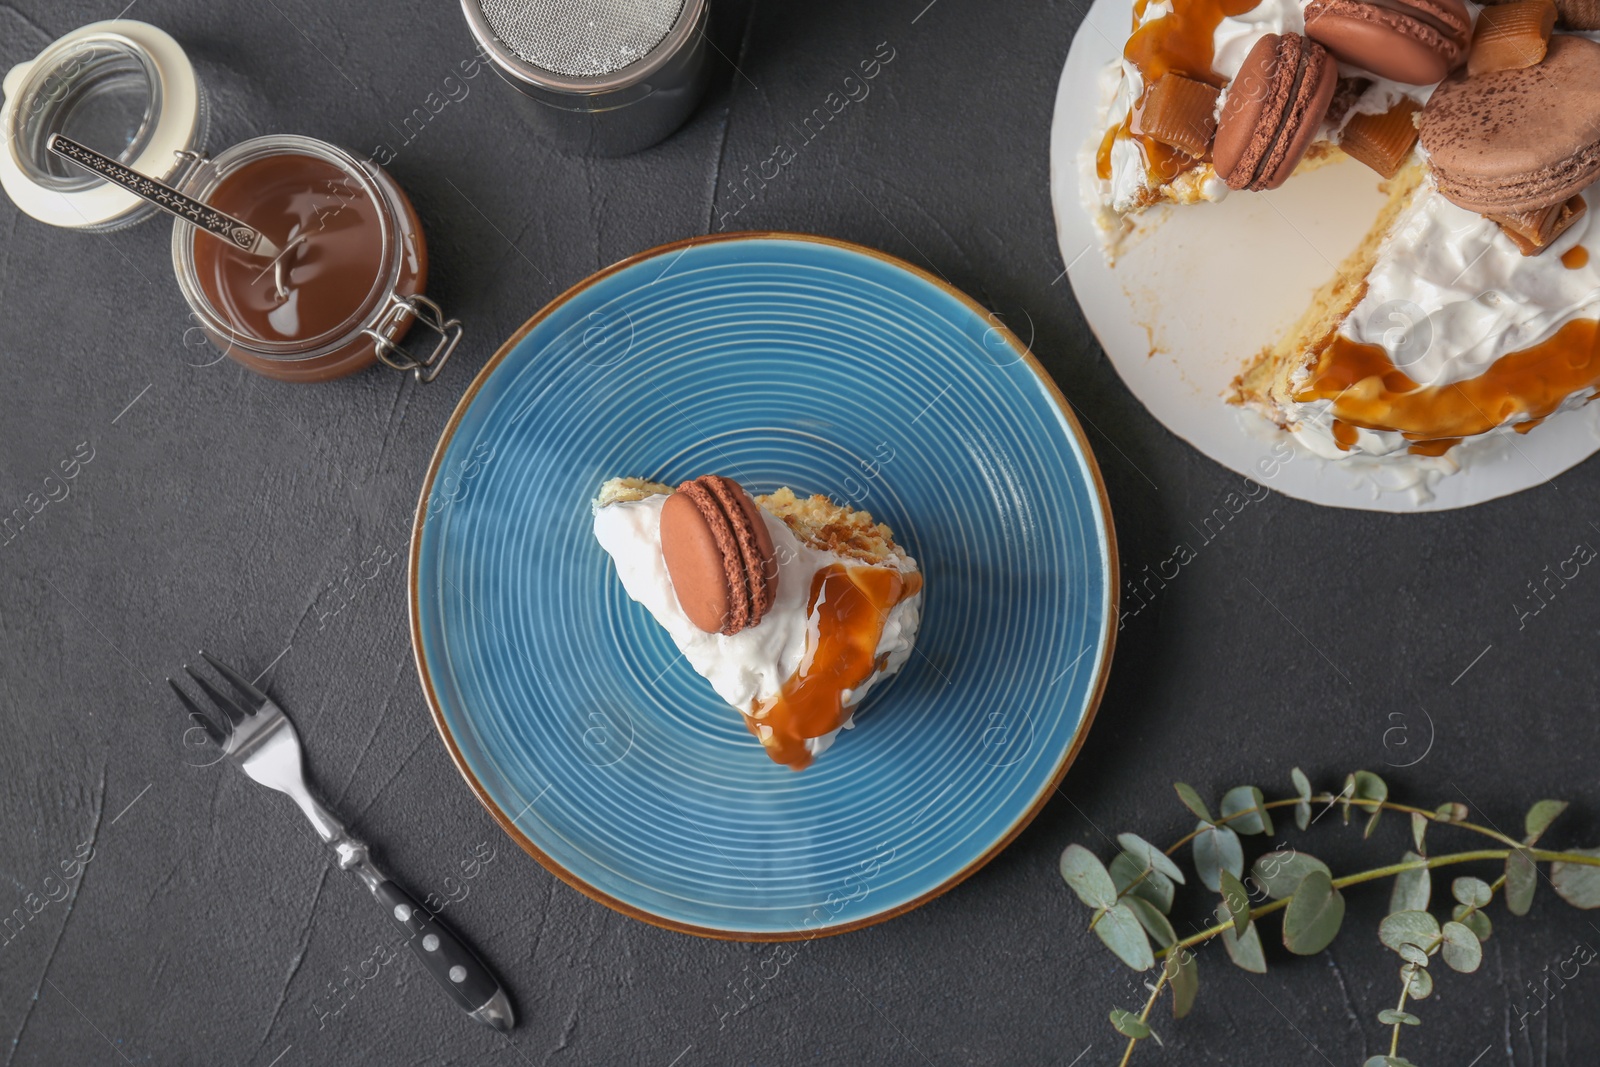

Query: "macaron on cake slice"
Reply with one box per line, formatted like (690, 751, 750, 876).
(1214, 33, 1341, 192)
(1304, 0, 1471, 84)
(592, 476, 923, 770)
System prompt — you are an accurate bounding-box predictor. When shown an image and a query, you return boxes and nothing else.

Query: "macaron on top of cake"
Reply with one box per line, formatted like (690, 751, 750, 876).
(659, 475, 779, 635)
(1555, 0, 1600, 30)
(1305, 0, 1471, 84)
(1214, 33, 1340, 192)
(1419, 34, 1600, 215)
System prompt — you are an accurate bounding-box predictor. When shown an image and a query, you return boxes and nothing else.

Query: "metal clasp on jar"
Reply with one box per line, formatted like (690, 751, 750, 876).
(364, 293, 462, 383)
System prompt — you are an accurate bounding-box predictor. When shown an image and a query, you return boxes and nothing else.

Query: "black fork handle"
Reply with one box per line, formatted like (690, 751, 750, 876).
(373, 880, 512, 1029)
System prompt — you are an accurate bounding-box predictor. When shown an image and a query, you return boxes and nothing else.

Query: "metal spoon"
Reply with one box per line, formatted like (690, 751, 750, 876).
(47, 134, 282, 260)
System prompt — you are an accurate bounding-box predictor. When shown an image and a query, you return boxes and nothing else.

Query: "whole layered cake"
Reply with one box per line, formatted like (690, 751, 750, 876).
(592, 475, 923, 770)
(1081, 0, 1600, 465)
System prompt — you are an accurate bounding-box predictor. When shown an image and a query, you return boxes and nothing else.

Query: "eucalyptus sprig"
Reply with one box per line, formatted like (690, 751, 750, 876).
(1059, 770, 1600, 1067)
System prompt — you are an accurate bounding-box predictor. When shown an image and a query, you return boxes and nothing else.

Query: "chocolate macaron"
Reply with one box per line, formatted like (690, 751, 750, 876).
(1305, 0, 1471, 84)
(1214, 34, 1340, 192)
(659, 475, 779, 636)
(1419, 34, 1600, 215)
(1553, 0, 1600, 30)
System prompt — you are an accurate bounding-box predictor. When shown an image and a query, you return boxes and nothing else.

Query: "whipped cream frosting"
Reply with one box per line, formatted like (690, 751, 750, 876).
(592, 493, 922, 758)
(1280, 181, 1600, 459)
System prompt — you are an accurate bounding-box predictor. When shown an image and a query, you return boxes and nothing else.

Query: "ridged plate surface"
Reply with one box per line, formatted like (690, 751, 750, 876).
(410, 233, 1117, 939)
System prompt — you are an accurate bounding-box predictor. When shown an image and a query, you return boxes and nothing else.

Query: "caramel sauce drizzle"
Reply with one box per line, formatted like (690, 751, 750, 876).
(1563, 246, 1590, 270)
(747, 565, 923, 771)
(1098, 0, 1257, 182)
(1294, 319, 1600, 450)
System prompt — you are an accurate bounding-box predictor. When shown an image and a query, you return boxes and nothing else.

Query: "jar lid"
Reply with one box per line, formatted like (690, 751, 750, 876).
(0, 20, 205, 232)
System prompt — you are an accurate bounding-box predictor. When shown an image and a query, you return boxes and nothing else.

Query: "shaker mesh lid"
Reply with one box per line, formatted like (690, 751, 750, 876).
(474, 0, 687, 78)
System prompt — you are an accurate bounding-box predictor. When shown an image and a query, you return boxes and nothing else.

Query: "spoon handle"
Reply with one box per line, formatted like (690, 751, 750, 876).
(47, 134, 280, 260)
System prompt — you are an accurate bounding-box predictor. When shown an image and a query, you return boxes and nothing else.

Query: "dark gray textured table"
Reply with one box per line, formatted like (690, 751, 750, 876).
(3, 1, 1597, 1065)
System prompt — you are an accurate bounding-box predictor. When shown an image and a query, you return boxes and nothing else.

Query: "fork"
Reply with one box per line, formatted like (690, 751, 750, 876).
(170, 651, 514, 1032)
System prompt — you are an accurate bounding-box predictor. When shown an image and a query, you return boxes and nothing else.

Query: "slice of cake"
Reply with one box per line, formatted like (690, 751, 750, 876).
(592, 475, 923, 771)
(1232, 38, 1600, 461)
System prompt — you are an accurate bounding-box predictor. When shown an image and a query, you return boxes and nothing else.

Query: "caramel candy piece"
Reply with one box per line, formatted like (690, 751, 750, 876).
(1131, 74, 1221, 160)
(1487, 195, 1588, 255)
(1468, 0, 1557, 76)
(1340, 100, 1421, 178)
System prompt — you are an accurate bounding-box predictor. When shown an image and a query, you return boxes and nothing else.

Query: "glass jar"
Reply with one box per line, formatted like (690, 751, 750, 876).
(171, 134, 459, 383)
(1, 20, 460, 385)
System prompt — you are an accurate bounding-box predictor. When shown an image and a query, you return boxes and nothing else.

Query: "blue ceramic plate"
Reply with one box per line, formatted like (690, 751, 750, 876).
(409, 233, 1117, 940)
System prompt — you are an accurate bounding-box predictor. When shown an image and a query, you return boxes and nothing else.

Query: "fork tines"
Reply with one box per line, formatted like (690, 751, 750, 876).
(168, 651, 271, 745)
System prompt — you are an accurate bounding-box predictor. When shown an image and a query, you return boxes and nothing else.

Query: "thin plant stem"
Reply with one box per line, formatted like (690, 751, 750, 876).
(1117, 966, 1169, 1067)
(1163, 797, 1524, 856)
(1154, 848, 1600, 960)
(1389, 971, 1411, 1057)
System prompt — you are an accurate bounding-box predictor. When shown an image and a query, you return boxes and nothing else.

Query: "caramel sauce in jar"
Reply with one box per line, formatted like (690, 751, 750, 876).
(1294, 319, 1600, 444)
(747, 565, 923, 771)
(173, 135, 427, 382)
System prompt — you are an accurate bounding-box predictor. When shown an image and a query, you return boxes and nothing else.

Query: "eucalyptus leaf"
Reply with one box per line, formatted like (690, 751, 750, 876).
(1175, 782, 1213, 823)
(1221, 785, 1274, 836)
(1166, 949, 1199, 1019)
(1219, 869, 1251, 936)
(1117, 832, 1187, 886)
(1343, 771, 1387, 836)
(1061, 845, 1118, 910)
(1452, 876, 1491, 909)
(1215, 904, 1269, 974)
(1109, 1008, 1151, 1040)
(1398, 943, 1430, 968)
(1406, 963, 1434, 1000)
(1550, 847, 1600, 909)
(1193, 822, 1244, 893)
(1110, 851, 1176, 914)
(1292, 768, 1313, 830)
(1452, 904, 1492, 942)
(1506, 848, 1537, 916)
(1283, 870, 1345, 955)
(1524, 800, 1569, 844)
(1440, 921, 1482, 973)
(1094, 902, 1156, 971)
(1377, 1009, 1421, 1026)
(1349, 770, 1389, 810)
(1411, 812, 1428, 855)
(1378, 910, 1439, 955)
(1252, 849, 1331, 900)
(1388, 852, 1431, 915)
(1124, 894, 1177, 948)
(1434, 802, 1468, 824)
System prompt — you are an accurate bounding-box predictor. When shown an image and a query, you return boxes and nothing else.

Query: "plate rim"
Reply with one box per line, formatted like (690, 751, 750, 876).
(406, 229, 1121, 941)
